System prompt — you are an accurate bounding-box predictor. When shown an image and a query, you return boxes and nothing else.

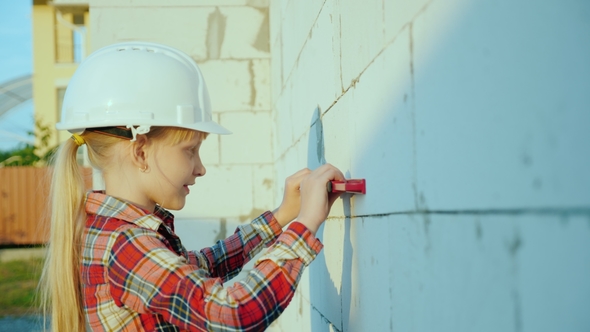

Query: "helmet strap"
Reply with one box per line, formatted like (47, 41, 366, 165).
(126, 125, 151, 141)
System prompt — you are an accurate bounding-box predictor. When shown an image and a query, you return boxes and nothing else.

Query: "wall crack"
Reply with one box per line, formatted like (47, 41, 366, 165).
(326, 207, 590, 220)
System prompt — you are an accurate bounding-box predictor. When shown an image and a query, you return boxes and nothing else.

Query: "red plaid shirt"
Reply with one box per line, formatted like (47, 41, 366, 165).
(81, 192, 322, 331)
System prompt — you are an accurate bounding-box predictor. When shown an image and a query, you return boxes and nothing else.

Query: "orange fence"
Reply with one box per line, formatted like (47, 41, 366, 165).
(0, 166, 92, 245)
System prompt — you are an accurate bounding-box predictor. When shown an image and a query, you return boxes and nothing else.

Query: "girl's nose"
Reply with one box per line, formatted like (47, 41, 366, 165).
(194, 159, 206, 177)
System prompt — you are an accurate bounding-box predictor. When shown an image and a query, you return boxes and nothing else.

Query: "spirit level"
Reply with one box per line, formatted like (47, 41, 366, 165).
(327, 179, 366, 194)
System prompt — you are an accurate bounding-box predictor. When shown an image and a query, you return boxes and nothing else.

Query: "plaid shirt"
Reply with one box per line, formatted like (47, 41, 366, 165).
(82, 192, 322, 331)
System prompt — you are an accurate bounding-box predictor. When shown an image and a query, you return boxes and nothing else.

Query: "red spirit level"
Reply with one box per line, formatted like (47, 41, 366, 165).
(327, 179, 366, 194)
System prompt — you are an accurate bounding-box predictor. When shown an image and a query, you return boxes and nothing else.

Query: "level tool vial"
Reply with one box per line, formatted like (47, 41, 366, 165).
(327, 179, 366, 194)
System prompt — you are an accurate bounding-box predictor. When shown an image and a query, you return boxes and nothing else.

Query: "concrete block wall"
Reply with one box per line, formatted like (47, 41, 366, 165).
(270, 0, 590, 331)
(88, 0, 276, 225)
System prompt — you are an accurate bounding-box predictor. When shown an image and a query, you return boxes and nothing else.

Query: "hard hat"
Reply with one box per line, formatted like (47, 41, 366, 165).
(56, 41, 231, 136)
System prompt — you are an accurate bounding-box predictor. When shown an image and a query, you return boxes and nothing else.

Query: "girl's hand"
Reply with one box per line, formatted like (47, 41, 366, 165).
(273, 168, 312, 227)
(296, 164, 345, 235)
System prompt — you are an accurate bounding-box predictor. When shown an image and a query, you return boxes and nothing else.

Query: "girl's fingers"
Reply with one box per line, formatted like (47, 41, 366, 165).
(293, 168, 312, 182)
(298, 167, 312, 175)
(285, 168, 311, 189)
(311, 164, 343, 179)
(290, 168, 311, 179)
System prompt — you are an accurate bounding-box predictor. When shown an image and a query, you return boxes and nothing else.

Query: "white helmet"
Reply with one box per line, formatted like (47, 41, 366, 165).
(56, 41, 231, 136)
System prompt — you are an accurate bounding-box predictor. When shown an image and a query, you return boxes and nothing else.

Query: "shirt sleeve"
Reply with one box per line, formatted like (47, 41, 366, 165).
(107, 221, 322, 331)
(186, 211, 283, 282)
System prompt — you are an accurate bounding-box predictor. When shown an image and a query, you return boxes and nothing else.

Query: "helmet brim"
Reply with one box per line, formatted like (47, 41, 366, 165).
(56, 120, 232, 135)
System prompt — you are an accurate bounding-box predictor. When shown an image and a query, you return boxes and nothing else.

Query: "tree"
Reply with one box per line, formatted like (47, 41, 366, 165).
(0, 118, 57, 167)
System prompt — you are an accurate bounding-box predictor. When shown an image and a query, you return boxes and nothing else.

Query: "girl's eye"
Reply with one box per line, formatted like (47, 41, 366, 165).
(187, 147, 198, 156)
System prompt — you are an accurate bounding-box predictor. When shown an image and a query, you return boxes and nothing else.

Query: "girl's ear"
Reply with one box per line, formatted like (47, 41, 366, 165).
(130, 135, 149, 168)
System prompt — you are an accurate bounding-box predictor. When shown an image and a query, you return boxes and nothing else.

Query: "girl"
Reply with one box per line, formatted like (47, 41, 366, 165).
(39, 42, 344, 331)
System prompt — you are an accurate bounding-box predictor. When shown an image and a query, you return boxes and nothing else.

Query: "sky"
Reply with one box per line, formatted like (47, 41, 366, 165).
(0, 0, 34, 151)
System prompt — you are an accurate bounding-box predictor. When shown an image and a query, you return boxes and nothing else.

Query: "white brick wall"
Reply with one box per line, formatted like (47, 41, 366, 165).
(86, 0, 590, 330)
(200, 60, 256, 111)
(218, 7, 269, 59)
(90, 6, 212, 59)
(270, 0, 590, 331)
(220, 111, 273, 164)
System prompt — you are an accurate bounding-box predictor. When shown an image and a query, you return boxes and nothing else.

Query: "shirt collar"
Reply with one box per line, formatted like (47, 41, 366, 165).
(85, 191, 175, 231)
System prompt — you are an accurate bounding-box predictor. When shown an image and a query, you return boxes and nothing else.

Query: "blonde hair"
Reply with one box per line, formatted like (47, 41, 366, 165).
(39, 126, 207, 331)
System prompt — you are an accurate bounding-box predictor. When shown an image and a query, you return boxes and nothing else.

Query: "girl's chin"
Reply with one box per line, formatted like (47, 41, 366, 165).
(159, 200, 185, 211)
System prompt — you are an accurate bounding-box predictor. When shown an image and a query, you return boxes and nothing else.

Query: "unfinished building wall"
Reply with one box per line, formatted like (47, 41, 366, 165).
(270, 0, 590, 331)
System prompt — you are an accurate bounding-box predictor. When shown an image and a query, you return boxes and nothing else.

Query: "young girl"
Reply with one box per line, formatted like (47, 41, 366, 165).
(39, 42, 344, 331)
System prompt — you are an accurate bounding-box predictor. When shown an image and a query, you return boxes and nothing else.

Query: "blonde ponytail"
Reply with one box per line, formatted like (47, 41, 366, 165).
(39, 138, 86, 331)
(38, 126, 207, 331)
